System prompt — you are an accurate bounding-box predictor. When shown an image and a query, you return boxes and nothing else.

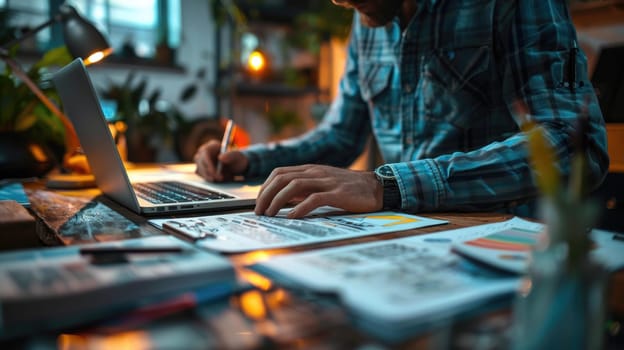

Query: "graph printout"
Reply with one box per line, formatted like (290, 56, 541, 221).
(463, 228, 539, 251)
(150, 207, 448, 253)
(453, 220, 624, 274)
(254, 217, 624, 340)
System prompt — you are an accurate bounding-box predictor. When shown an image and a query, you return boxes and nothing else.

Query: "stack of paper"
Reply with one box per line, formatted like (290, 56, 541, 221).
(0, 235, 237, 339)
(252, 218, 624, 342)
(452, 220, 624, 274)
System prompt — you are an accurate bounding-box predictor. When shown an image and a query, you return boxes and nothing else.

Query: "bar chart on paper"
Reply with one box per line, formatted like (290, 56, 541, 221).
(451, 224, 544, 274)
(462, 228, 540, 252)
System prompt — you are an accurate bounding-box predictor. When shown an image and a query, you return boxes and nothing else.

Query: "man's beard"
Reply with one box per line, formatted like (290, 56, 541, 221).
(358, 0, 403, 27)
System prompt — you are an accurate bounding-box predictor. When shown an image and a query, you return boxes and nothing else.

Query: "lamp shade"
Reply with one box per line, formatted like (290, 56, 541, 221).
(59, 5, 112, 65)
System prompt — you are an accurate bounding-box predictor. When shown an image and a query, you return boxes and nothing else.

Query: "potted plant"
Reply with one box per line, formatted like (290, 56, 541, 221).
(99, 72, 190, 162)
(0, 45, 73, 178)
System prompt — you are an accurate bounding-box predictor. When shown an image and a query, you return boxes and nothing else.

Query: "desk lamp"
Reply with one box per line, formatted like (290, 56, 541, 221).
(0, 4, 112, 174)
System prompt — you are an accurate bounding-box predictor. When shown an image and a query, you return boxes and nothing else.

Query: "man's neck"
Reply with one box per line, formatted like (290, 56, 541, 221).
(400, 0, 418, 29)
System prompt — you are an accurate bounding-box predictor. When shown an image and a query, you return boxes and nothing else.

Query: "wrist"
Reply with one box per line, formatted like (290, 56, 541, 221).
(374, 164, 401, 210)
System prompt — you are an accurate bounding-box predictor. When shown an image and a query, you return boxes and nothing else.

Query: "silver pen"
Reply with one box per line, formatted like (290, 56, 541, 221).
(216, 119, 235, 175)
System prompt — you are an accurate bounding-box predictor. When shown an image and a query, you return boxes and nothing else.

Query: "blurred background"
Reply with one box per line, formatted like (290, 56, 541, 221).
(0, 0, 622, 182)
(1, 0, 355, 165)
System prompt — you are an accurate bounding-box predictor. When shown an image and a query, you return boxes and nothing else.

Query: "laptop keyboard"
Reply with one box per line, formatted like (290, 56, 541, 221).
(133, 181, 234, 204)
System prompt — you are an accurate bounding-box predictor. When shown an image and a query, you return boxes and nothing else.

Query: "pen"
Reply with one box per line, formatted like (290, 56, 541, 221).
(567, 40, 578, 93)
(216, 119, 236, 175)
(79, 246, 187, 256)
(613, 233, 624, 242)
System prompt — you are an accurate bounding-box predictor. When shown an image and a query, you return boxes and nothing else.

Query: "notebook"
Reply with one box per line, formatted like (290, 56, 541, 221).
(0, 235, 237, 339)
(53, 58, 259, 215)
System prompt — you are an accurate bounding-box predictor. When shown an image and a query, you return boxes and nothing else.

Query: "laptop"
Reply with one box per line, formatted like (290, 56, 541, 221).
(53, 58, 259, 215)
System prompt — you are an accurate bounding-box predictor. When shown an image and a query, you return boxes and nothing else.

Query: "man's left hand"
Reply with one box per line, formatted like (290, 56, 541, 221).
(254, 164, 383, 218)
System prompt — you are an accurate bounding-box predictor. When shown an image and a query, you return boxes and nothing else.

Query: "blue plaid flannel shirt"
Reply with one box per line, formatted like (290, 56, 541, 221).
(242, 0, 609, 214)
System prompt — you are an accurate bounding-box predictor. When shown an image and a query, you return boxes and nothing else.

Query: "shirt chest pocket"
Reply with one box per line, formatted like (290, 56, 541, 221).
(359, 63, 398, 130)
(420, 46, 491, 129)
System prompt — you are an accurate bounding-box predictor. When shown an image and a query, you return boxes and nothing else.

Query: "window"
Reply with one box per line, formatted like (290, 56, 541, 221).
(2, 0, 180, 63)
(1, 0, 50, 51)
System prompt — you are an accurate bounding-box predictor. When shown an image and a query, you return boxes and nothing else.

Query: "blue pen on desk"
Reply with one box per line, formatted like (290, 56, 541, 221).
(79, 246, 188, 255)
(613, 233, 624, 242)
(80, 246, 190, 264)
(216, 119, 236, 175)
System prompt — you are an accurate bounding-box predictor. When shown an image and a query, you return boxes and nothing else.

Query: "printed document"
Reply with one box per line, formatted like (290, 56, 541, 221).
(252, 217, 624, 341)
(149, 207, 447, 253)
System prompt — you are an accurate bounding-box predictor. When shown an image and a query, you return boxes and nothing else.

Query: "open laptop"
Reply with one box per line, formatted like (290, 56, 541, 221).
(53, 58, 259, 215)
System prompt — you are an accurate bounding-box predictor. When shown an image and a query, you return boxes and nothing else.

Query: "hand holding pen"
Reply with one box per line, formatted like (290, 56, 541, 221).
(193, 118, 249, 182)
(216, 119, 236, 175)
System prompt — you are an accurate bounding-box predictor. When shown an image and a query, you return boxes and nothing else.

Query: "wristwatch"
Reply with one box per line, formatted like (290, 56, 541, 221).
(374, 164, 401, 210)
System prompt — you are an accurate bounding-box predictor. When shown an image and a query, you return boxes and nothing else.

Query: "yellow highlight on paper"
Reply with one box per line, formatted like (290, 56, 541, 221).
(354, 214, 419, 227)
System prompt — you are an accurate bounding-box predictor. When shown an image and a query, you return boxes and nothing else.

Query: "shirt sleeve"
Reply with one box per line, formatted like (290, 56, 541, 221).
(241, 17, 372, 179)
(393, 0, 609, 212)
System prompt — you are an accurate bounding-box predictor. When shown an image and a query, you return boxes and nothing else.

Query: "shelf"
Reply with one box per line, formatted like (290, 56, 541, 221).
(570, 0, 624, 12)
(14, 50, 185, 75)
(234, 82, 322, 97)
(607, 123, 624, 173)
(236, 0, 312, 24)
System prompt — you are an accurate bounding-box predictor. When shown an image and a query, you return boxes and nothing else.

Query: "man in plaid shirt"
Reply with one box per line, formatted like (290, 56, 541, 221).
(195, 0, 609, 219)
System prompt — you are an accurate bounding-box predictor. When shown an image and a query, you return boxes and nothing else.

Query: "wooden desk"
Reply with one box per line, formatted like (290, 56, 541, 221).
(2, 179, 622, 349)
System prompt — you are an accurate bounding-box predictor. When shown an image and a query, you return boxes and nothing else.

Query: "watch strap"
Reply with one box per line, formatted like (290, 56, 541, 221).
(375, 165, 401, 210)
(381, 177, 401, 210)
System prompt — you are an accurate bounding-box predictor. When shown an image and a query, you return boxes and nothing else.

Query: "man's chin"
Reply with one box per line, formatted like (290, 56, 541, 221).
(359, 13, 394, 27)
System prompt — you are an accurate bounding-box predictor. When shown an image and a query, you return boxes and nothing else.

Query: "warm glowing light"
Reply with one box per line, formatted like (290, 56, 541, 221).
(236, 267, 273, 291)
(58, 331, 151, 349)
(58, 334, 87, 349)
(247, 50, 266, 72)
(236, 250, 274, 266)
(238, 290, 267, 320)
(84, 47, 114, 65)
(28, 144, 47, 162)
(115, 120, 128, 133)
(265, 288, 289, 308)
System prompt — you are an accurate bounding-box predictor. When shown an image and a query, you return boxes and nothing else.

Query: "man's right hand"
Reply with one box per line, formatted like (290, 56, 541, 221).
(193, 140, 249, 182)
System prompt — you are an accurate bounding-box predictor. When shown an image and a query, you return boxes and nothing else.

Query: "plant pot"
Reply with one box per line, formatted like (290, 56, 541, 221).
(0, 132, 57, 179)
(511, 198, 607, 350)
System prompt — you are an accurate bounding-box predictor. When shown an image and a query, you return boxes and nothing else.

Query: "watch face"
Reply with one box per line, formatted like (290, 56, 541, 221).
(375, 165, 395, 179)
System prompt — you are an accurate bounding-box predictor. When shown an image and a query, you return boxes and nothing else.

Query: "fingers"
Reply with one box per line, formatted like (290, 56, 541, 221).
(255, 165, 319, 215)
(287, 191, 337, 218)
(254, 165, 383, 218)
(194, 141, 219, 181)
(265, 177, 333, 217)
(194, 140, 250, 182)
(255, 165, 342, 217)
(257, 164, 312, 201)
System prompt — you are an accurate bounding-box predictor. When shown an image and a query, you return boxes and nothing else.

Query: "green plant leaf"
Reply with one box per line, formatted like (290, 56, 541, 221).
(148, 89, 161, 106)
(179, 85, 197, 102)
(14, 108, 38, 131)
(132, 79, 148, 103)
(33, 46, 73, 70)
(123, 72, 137, 90)
(0, 75, 18, 128)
